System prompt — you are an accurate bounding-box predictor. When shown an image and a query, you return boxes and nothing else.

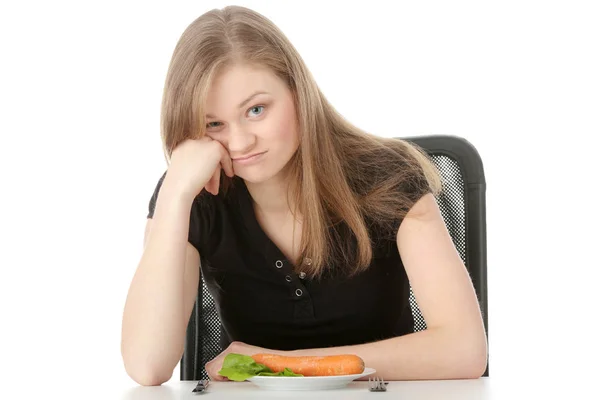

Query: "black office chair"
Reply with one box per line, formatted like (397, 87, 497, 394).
(180, 134, 489, 380)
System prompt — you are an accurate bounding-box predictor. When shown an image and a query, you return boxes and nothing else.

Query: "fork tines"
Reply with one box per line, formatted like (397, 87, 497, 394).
(368, 376, 387, 392)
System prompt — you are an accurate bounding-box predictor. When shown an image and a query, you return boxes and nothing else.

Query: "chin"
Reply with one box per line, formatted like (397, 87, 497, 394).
(235, 155, 295, 185)
(235, 169, 276, 184)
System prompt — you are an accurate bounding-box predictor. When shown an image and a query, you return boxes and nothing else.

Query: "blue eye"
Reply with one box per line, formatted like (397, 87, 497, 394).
(248, 105, 264, 117)
(206, 121, 222, 129)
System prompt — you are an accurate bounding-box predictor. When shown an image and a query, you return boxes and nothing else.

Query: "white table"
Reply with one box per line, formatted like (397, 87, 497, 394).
(113, 376, 597, 399)
(109, 376, 596, 399)
(12, 375, 590, 400)
(114, 377, 525, 399)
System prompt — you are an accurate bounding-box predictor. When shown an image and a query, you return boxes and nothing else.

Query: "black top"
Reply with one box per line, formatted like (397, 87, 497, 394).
(147, 174, 416, 351)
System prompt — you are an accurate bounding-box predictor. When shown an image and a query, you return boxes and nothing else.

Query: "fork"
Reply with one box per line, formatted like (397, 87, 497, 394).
(368, 376, 388, 392)
(192, 379, 210, 394)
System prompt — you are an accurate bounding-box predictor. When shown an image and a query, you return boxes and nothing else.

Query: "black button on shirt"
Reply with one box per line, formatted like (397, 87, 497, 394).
(147, 174, 415, 351)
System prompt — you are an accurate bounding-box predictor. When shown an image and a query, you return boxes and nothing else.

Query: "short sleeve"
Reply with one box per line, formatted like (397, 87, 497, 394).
(388, 161, 434, 235)
(145, 171, 217, 257)
(400, 167, 432, 205)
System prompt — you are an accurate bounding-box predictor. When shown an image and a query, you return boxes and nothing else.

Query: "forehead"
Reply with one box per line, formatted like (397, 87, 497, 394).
(205, 64, 285, 111)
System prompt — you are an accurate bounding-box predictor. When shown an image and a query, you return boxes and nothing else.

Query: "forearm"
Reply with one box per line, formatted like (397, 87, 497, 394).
(290, 327, 488, 380)
(121, 180, 194, 384)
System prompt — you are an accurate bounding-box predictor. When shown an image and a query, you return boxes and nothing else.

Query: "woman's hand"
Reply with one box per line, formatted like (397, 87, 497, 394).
(165, 136, 235, 200)
(205, 341, 280, 381)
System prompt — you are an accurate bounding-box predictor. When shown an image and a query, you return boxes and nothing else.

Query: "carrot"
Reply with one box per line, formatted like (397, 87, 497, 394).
(251, 353, 365, 376)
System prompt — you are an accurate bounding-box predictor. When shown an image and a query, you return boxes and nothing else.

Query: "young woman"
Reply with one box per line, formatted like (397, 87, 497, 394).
(121, 5, 488, 386)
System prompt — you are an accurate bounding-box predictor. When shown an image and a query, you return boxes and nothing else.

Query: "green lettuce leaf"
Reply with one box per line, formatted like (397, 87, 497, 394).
(217, 354, 303, 381)
(257, 368, 302, 377)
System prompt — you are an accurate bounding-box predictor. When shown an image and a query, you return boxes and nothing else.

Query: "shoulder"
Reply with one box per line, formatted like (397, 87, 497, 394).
(345, 139, 439, 243)
(352, 141, 435, 204)
(350, 138, 435, 194)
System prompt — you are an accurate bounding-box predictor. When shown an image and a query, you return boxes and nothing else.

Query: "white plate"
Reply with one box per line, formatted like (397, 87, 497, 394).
(246, 367, 376, 391)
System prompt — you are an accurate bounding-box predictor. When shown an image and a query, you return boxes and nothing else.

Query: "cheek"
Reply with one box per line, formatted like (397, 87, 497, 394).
(270, 105, 299, 145)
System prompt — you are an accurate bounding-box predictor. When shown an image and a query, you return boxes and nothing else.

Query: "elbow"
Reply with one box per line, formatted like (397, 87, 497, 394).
(136, 372, 172, 387)
(459, 352, 488, 379)
(122, 347, 175, 386)
(125, 363, 173, 386)
(121, 337, 180, 386)
(455, 334, 488, 379)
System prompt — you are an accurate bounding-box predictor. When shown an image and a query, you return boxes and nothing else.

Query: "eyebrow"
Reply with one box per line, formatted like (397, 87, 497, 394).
(205, 91, 270, 119)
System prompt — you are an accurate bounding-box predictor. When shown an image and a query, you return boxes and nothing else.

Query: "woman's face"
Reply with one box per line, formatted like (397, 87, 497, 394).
(204, 63, 300, 184)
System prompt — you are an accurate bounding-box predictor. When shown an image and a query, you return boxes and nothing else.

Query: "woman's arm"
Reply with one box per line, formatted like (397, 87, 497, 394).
(290, 327, 486, 380)
(121, 177, 201, 386)
(292, 193, 488, 380)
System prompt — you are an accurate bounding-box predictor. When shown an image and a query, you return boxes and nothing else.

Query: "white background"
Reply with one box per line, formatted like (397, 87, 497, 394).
(1, 0, 599, 397)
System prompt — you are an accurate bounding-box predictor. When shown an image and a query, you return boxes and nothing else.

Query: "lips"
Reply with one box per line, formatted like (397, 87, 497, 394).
(233, 151, 267, 161)
(231, 151, 268, 167)
(233, 151, 266, 162)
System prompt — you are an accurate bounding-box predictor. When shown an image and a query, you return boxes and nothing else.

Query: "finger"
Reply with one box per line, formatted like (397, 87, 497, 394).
(205, 175, 216, 196)
(207, 366, 226, 381)
(205, 181, 215, 196)
(212, 166, 221, 194)
(208, 169, 217, 195)
(215, 143, 234, 178)
(204, 179, 214, 196)
(221, 148, 235, 178)
(221, 160, 234, 178)
(212, 373, 227, 381)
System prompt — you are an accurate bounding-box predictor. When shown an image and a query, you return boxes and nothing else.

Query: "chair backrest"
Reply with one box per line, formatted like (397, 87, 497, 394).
(180, 134, 488, 380)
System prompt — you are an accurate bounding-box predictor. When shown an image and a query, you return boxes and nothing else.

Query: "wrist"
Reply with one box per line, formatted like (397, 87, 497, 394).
(160, 173, 199, 204)
(150, 181, 197, 223)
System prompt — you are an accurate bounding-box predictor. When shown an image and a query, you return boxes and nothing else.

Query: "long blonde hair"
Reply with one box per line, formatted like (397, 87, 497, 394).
(160, 6, 442, 279)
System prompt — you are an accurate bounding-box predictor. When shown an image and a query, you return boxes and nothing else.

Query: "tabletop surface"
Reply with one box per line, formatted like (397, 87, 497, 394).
(117, 377, 503, 400)
(81, 374, 593, 400)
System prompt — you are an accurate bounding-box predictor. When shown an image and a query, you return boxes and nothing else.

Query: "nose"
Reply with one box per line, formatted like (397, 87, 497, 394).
(226, 124, 256, 155)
